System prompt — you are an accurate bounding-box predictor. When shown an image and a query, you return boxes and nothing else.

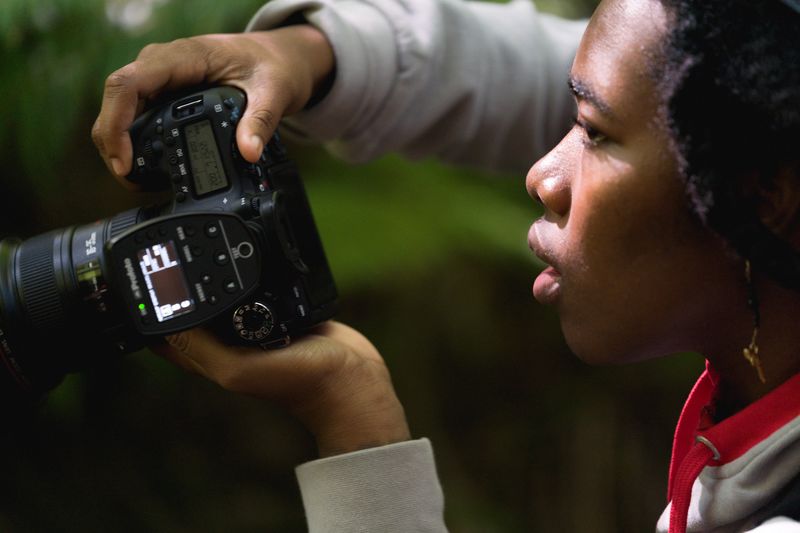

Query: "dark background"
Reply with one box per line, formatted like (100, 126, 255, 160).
(0, 0, 705, 531)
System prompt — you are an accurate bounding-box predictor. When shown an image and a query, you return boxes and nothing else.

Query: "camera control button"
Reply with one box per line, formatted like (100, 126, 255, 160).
(204, 223, 220, 238)
(207, 294, 218, 305)
(214, 251, 230, 266)
(223, 279, 238, 293)
(201, 274, 212, 284)
(184, 225, 196, 237)
(165, 135, 175, 146)
(230, 107, 241, 124)
(191, 245, 203, 257)
(236, 242, 254, 258)
(233, 302, 274, 341)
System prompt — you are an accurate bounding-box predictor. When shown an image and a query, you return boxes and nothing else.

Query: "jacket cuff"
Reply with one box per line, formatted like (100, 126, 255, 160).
(295, 438, 447, 532)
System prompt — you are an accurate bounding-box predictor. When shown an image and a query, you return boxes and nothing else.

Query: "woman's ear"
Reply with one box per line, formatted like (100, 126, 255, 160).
(754, 165, 800, 248)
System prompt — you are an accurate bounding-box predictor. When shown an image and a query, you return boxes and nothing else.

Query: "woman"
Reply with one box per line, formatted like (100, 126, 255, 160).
(527, 1, 800, 530)
(93, 0, 800, 530)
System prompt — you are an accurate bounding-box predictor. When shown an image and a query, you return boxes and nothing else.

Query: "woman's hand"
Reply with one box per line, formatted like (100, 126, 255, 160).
(151, 321, 411, 458)
(91, 25, 335, 186)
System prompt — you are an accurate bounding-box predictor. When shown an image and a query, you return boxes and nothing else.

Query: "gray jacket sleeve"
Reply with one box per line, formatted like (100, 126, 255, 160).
(246, 0, 588, 174)
(295, 438, 448, 532)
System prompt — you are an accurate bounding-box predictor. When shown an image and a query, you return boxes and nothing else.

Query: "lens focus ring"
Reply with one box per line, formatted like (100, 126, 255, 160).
(17, 230, 65, 332)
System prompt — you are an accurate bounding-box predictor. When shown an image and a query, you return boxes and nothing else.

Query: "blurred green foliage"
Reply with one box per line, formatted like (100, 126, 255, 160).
(0, 0, 705, 532)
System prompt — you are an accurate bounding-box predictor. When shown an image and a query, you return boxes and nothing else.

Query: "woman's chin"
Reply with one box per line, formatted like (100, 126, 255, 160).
(560, 321, 644, 367)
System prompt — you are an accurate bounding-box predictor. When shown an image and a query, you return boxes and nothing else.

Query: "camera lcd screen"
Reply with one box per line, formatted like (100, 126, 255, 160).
(185, 120, 229, 196)
(137, 240, 196, 322)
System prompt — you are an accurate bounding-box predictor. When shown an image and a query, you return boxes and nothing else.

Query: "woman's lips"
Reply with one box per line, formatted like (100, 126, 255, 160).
(533, 265, 562, 304)
(528, 221, 562, 304)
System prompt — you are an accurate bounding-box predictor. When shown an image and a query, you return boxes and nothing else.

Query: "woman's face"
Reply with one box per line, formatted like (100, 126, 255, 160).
(527, 0, 745, 365)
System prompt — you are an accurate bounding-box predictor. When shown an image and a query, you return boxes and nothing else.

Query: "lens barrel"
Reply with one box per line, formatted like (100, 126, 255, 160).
(0, 207, 150, 403)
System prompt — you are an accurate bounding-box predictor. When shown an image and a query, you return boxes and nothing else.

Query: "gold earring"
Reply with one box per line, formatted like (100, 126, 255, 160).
(743, 260, 766, 384)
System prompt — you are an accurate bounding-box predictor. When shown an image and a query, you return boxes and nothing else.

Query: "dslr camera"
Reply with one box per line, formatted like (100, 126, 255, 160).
(0, 85, 338, 403)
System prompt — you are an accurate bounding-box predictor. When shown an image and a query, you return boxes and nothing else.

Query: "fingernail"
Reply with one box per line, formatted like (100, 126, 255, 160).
(110, 157, 125, 177)
(250, 134, 264, 156)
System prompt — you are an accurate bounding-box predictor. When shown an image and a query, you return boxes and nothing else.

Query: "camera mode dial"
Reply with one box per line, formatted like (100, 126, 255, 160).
(232, 302, 274, 341)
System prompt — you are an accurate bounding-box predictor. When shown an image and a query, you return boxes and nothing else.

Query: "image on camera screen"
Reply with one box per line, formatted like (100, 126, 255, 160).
(185, 120, 229, 196)
(137, 241, 196, 322)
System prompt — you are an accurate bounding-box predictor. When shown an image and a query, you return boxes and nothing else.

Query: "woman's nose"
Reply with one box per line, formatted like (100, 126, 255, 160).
(526, 132, 576, 218)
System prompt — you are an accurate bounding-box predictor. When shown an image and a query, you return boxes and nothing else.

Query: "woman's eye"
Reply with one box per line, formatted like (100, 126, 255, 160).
(573, 117, 608, 147)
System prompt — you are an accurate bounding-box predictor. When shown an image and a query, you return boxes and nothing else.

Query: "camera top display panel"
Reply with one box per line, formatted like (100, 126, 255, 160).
(126, 86, 286, 212)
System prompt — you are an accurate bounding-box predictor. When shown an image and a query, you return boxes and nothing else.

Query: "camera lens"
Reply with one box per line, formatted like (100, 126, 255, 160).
(0, 208, 149, 404)
(0, 233, 71, 402)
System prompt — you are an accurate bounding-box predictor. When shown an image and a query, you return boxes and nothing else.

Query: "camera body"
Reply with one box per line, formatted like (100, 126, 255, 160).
(0, 85, 337, 402)
(115, 85, 337, 348)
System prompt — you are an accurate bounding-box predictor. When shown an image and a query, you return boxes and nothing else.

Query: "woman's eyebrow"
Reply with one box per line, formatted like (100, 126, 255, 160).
(568, 75, 616, 120)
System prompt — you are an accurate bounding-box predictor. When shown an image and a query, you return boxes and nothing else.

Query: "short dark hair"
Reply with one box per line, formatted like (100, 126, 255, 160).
(656, 0, 800, 289)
